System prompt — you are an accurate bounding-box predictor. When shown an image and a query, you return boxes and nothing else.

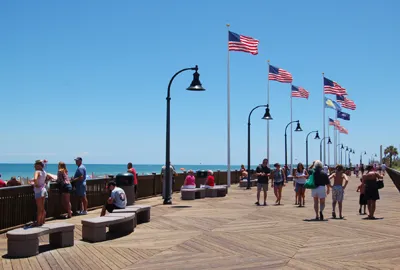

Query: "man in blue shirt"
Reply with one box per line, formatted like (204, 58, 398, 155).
(71, 157, 88, 215)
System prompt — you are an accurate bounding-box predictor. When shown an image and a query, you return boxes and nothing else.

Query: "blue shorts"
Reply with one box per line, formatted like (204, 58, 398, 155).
(75, 184, 87, 197)
(35, 189, 48, 199)
(295, 182, 305, 192)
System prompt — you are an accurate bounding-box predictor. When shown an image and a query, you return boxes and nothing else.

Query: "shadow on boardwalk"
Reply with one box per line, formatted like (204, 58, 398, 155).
(1, 175, 400, 269)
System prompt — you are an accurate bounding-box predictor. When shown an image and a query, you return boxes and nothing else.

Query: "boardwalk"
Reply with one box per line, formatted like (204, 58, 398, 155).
(1, 175, 400, 269)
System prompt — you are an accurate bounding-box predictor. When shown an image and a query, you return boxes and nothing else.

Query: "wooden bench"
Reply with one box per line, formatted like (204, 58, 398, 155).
(181, 188, 205, 200)
(6, 222, 74, 258)
(112, 205, 151, 224)
(82, 213, 136, 243)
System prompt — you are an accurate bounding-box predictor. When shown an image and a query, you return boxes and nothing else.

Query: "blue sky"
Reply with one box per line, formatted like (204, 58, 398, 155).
(0, 0, 398, 165)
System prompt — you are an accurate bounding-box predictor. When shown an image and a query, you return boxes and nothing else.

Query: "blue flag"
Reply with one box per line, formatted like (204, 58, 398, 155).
(325, 97, 342, 111)
(336, 95, 345, 102)
(337, 111, 350, 121)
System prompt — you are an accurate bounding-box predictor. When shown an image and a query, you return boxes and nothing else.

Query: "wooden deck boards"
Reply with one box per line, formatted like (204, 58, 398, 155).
(1, 175, 400, 269)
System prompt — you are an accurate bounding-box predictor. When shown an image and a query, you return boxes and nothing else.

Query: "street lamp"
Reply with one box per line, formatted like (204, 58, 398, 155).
(247, 104, 273, 189)
(344, 147, 349, 167)
(164, 65, 205, 205)
(285, 120, 302, 176)
(305, 130, 320, 169)
(371, 153, 377, 164)
(336, 144, 343, 164)
(360, 151, 366, 165)
(320, 137, 332, 161)
(349, 149, 355, 167)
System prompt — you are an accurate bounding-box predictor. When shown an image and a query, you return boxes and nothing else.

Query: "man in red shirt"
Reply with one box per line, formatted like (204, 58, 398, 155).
(0, 174, 7, 188)
(127, 163, 138, 198)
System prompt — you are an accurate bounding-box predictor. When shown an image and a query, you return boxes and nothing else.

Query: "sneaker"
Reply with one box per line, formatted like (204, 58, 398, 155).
(320, 211, 324, 221)
(80, 211, 88, 215)
(255, 202, 260, 206)
(332, 212, 336, 219)
(263, 202, 267, 206)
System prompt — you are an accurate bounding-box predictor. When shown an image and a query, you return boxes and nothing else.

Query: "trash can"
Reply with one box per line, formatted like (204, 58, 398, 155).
(196, 170, 207, 186)
(115, 173, 135, 206)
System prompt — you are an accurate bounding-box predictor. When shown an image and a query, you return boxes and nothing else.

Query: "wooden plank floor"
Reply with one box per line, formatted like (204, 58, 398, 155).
(1, 175, 400, 269)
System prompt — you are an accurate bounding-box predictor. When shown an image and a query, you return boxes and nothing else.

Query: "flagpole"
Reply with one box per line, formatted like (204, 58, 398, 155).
(267, 60, 270, 161)
(334, 113, 338, 165)
(327, 115, 330, 166)
(322, 72, 326, 164)
(226, 23, 231, 187)
(290, 83, 293, 175)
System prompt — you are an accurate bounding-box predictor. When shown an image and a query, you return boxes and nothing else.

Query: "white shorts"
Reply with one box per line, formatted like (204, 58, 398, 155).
(181, 185, 196, 189)
(311, 186, 326, 199)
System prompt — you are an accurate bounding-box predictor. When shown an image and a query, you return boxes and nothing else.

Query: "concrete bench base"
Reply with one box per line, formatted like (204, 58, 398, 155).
(239, 180, 257, 188)
(117, 205, 151, 223)
(7, 222, 74, 258)
(82, 214, 136, 243)
(181, 188, 205, 200)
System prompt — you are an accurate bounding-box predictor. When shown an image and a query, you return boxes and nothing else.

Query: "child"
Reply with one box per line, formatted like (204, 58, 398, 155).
(356, 180, 367, 215)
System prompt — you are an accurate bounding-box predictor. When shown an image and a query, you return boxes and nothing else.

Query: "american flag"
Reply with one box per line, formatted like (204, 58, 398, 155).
(228, 31, 259, 55)
(339, 97, 356, 110)
(338, 126, 349, 135)
(329, 118, 341, 128)
(324, 77, 347, 96)
(291, 85, 309, 99)
(269, 65, 293, 83)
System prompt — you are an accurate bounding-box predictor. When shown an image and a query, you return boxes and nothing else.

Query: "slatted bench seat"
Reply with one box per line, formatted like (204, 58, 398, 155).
(7, 222, 74, 258)
(239, 179, 257, 187)
(82, 213, 136, 243)
(112, 204, 151, 224)
(181, 188, 205, 200)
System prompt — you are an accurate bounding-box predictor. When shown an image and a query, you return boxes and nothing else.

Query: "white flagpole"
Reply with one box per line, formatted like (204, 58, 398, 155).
(334, 113, 338, 165)
(322, 73, 326, 164)
(267, 60, 270, 161)
(226, 24, 231, 187)
(338, 129, 341, 164)
(290, 83, 293, 174)
(327, 116, 330, 166)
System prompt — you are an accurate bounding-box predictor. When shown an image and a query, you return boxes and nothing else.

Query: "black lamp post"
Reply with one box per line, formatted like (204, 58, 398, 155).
(344, 147, 349, 167)
(370, 153, 377, 164)
(285, 120, 302, 176)
(320, 137, 332, 161)
(247, 105, 272, 189)
(305, 130, 320, 169)
(349, 149, 355, 167)
(164, 65, 205, 205)
(360, 151, 366, 165)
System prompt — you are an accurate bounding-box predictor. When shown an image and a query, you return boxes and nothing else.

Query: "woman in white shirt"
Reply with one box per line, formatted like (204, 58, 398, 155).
(294, 163, 308, 207)
(32, 160, 51, 226)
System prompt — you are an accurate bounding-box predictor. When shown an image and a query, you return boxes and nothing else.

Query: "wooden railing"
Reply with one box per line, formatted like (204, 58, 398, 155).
(0, 170, 240, 231)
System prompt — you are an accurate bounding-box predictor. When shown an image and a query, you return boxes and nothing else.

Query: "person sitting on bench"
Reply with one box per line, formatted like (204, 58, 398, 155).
(100, 181, 127, 216)
(182, 170, 196, 189)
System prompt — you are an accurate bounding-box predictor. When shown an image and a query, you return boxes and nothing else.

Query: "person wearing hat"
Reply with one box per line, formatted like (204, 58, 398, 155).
(100, 181, 127, 216)
(71, 157, 88, 215)
(270, 163, 286, 205)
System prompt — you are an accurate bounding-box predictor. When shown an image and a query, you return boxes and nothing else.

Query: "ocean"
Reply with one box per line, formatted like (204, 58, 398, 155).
(0, 163, 245, 181)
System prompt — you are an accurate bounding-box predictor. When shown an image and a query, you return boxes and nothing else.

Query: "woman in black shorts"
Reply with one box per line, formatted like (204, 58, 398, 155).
(362, 165, 383, 219)
(56, 162, 72, 218)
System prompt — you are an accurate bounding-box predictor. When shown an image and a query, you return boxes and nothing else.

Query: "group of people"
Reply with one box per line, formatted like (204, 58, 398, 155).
(29, 158, 138, 226)
(181, 169, 215, 189)
(30, 157, 88, 226)
(241, 159, 385, 221)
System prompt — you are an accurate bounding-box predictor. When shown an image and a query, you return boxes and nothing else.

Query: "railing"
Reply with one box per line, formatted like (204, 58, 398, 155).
(385, 167, 400, 193)
(0, 170, 240, 231)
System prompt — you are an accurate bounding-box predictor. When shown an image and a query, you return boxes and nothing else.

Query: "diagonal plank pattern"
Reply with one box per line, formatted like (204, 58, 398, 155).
(1, 175, 400, 269)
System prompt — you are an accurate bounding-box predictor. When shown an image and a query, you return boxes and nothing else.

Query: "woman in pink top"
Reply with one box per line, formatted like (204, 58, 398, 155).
(182, 170, 196, 189)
